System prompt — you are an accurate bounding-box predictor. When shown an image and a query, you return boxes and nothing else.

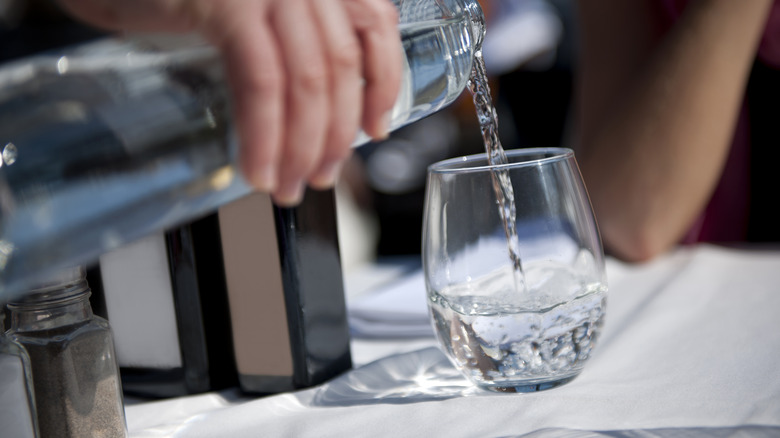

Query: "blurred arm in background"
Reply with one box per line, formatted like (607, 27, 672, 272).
(575, 0, 772, 262)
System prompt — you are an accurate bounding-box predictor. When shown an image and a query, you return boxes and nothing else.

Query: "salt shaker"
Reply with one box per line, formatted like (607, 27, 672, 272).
(0, 310, 38, 438)
(6, 266, 127, 438)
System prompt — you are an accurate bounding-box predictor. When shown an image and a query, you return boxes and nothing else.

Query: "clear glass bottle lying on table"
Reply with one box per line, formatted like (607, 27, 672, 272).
(0, 0, 486, 299)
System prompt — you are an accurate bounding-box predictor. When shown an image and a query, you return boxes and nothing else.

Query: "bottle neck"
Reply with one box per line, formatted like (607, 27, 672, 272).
(8, 282, 94, 332)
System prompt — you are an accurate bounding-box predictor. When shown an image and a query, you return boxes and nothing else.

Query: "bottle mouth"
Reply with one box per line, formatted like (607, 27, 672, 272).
(464, 0, 486, 51)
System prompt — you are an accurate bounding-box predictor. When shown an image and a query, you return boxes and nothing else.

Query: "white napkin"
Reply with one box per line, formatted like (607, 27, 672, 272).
(347, 269, 433, 338)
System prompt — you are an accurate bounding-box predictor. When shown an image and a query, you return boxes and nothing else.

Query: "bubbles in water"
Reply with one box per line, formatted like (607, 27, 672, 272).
(430, 277, 606, 388)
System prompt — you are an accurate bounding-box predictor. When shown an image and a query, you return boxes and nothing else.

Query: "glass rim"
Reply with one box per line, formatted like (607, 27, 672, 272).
(427, 147, 574, 174)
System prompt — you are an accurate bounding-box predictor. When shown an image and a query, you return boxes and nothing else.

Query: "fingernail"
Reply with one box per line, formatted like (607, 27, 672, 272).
(309, 161, 342, 189)
(250, 164, 277, 192)
(273, 180, 305, 206)
(371, 111, 391, 140)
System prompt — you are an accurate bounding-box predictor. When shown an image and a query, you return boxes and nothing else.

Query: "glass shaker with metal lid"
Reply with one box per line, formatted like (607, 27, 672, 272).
(0, 308, 38, 438)
(6, 266, 126, 438)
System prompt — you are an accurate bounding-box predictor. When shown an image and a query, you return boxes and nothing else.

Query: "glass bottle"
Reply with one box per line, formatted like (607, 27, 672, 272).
(0, 310, 38, 438)
(0, 0, 486, 298)
(6, 266, 127, 438)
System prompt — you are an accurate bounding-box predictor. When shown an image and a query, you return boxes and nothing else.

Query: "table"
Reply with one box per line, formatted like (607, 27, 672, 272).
(126, 244, 780, 437)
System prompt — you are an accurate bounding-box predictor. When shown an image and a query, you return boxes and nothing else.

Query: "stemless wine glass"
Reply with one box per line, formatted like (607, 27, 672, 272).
(422, 147, 607, 392)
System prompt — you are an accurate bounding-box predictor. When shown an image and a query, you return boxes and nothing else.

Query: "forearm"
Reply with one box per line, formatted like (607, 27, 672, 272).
(575, 0, 772, 261)
(55, 0, 200, 32)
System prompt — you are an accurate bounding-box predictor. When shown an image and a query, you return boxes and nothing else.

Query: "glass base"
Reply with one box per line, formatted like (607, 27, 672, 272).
(478, 374, 579, 393)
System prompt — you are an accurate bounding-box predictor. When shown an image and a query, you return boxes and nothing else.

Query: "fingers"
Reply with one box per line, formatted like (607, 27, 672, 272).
(269, 0, 330, 205)
(215, 4, 284, 194)
(206, 0, 402, 206)
(307, 0, 364, 189)
(345, 0, 403, 140)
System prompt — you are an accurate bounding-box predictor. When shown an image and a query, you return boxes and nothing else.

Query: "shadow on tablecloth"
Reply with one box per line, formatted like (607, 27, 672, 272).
(311, 347, 485, 406)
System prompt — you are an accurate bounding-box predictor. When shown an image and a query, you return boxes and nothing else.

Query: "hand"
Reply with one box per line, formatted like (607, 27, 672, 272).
(57, 0, 403, 206)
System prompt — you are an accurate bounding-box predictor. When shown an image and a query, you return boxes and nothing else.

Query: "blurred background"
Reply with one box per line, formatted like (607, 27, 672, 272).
(0, 0, 579, 274)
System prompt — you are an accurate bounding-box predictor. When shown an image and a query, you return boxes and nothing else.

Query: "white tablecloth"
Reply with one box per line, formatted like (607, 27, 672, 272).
(126, 244, 780, 437)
